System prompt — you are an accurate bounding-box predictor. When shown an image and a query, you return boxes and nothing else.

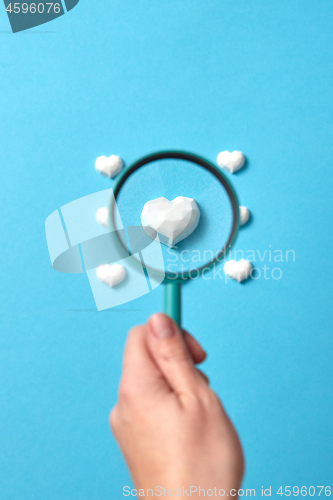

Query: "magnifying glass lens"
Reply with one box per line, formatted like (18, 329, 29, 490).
(114, 157, 235, 277)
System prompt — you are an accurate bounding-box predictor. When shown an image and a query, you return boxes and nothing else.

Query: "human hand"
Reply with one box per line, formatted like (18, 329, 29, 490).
(110, 313, 244, 499)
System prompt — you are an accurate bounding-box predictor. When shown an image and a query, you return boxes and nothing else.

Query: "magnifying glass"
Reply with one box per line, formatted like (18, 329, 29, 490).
(109, 151, 240, 327)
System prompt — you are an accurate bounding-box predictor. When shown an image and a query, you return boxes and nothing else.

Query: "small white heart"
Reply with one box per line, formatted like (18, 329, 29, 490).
(239, 206, 250, 226)
(96, 263, 126, 287)
(96, 207, 109, 229)
(95, 155, 124, 179)
(224, 259, 252, 282)
(217, 150, 245, 173)
(141, 196, 200, 248)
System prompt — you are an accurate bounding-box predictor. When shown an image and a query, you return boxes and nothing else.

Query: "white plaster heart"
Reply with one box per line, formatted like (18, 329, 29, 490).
(224, 259, 252, 282)
(95, 155, 124, 178)
(96, 263, 126, 287)
(96, 207, 109, 229)
(141, 196, 200, 248)
(239, 206, 250, 226)
(217, 150, 245, 173)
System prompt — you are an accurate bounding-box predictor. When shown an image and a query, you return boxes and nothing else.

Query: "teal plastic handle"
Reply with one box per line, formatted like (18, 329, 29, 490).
(164, 280, 182, 327)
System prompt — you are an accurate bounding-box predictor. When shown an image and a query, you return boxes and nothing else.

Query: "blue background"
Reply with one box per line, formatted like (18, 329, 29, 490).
(0, 1, 332, 498)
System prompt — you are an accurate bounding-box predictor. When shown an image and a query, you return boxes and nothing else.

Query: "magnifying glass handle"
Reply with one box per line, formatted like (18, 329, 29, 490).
(164, 281, 182, 328)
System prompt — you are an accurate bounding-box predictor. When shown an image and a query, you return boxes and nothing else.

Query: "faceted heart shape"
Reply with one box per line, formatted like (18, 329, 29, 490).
(95, 155, 124, 179)
(224, 259, 252, 282)
(217, 150, 245, 173)
(96, 207, 109, 229)
(239, 206, 250, 226)
(96, 263, 126, 287)
(141, 196, 200, 248)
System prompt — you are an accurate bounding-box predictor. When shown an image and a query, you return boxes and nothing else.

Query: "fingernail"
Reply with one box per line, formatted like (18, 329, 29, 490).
(149, 314, 175, 339)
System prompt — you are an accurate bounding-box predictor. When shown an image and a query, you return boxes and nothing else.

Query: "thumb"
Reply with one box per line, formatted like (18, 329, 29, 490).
(147, 313, 203, 399)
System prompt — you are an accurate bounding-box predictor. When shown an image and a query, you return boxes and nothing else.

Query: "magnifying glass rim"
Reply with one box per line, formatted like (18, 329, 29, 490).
(110, 150, 240, 281)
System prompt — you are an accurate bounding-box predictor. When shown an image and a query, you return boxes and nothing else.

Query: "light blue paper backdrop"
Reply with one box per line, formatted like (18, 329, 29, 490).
(0, 1, 332, 498)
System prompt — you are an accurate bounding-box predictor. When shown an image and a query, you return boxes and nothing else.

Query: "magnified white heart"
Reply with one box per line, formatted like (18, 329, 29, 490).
(239, 206, 250, 226)
(141, 196, 200, 248)
(224, 259, 252, 282)
(95, 155, 124, 178)
(96, 207, 109, 228)
(217, 150, 245, 173)
(96, 264, 126, 287)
